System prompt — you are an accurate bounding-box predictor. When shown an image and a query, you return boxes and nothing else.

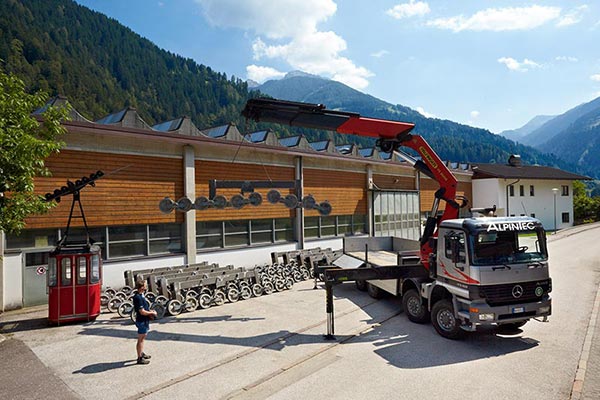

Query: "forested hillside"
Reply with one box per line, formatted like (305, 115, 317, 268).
(0, 0, 251, 128)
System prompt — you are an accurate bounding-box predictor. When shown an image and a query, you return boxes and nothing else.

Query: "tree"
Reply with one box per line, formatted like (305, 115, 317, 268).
(0, 68, 68, 235)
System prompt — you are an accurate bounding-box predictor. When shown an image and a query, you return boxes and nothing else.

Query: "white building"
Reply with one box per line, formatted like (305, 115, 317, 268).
(471, 156, 590, 231)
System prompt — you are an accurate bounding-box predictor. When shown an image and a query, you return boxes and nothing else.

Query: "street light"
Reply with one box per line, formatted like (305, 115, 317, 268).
(552, 187, 559, 234)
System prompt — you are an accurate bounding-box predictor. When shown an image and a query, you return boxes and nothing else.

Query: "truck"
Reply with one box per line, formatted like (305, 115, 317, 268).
(241, 98, 552, 339)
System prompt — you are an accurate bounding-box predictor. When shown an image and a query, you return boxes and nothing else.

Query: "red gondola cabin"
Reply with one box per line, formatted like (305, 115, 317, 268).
(48, 244, 102, 324)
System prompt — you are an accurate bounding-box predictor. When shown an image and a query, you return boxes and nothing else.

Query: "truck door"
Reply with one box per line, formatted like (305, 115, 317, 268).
(441, 231, 472, 284)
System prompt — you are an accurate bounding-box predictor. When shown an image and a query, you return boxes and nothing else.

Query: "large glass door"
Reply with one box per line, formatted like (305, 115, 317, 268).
(373, 191, 421, 240)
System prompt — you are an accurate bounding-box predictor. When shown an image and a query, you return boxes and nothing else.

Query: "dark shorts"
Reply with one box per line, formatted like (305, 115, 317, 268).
(135, 320, 150, 335)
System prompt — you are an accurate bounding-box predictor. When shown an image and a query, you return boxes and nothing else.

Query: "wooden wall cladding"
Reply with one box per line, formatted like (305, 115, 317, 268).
(372, 174, 415, 191)
(195, 160, 295, 221)
(303, 169, 367, 216)
(420, 177, 472, 213)
(26, 150, 184, 229)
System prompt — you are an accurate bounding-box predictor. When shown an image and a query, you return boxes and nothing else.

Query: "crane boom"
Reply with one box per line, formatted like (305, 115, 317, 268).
(242, 98, 466, 269)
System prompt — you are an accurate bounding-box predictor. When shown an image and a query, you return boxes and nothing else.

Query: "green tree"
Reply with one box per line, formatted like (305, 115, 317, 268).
(0, 68, 67, 234)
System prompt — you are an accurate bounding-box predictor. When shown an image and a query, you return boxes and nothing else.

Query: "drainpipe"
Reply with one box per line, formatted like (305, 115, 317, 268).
(505, 178, 520, 217)
(295, 157, 304, 249)
(366, 165, 373, 236)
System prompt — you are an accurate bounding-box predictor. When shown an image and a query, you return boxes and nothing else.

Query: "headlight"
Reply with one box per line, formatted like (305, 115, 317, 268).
(478, 313, 495, 321)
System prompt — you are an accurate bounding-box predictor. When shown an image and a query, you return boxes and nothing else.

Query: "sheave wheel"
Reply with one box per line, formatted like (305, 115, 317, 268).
(402, 289, 430, 324)
(431, 299, 465, 340)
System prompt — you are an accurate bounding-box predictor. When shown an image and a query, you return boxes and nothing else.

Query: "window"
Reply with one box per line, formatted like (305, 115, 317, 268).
(519, 185, 524, 196)
(197, 221, 223, 250)
(90, 254, 100, 283)
(61, 257, 72, 286)
(108, 225, 146, 258)
(562, 213, 570, 223)
(562, 185, 569, 196)
(530, 185, 535, 196)
(48, 258, 57, 287)
(531, 213, 536, 218)
(509, 185, 515, 197)
(444, 232, 466, 263)
(224, 220, 249, 247)
(373, 191, 420, 240)
(304, 215, 366, 239)
(77, 257, 87, 285)
(149, 223, 182, 254)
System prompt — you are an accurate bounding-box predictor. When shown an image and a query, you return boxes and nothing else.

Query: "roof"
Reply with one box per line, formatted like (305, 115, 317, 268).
(472, 163, 590, 180)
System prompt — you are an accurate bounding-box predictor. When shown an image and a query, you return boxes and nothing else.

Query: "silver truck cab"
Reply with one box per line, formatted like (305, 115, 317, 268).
(436, 217, 552, 330)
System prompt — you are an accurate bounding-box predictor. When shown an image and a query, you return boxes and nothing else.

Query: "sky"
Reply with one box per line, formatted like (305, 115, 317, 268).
(74, 0, 600, 133)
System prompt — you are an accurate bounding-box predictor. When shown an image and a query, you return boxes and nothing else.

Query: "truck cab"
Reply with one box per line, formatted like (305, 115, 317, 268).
(432, 216, 552, 337)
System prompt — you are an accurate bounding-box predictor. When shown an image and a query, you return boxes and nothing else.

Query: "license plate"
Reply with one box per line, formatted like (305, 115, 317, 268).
(512, 307, 524, 313)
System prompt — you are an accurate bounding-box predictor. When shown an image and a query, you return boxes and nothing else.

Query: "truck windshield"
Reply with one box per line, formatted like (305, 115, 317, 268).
(470, 228, 548, 266)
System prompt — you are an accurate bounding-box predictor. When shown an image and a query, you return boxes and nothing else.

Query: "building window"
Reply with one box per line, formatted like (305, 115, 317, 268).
(196, 221, 223, 250)
(509, 185, 515, 197)
(531, 213, 536, 218)
(108, 225, 146, 258)
(562, 185, 569, 196)
(373, 191, 420, 240)
(562, 213, 570, 223)
(304, 214, 366, 239)
(530, 185, 535, 196)
(149, 223, 182, 255)
(519, 185, 524, 196)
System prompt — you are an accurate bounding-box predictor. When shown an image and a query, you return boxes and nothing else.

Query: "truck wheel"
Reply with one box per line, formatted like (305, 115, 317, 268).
(367, 282, 384, 299)
(431, 299, 465, 340)
(355, 280, 367, 292)
(402, 289, 430, 324)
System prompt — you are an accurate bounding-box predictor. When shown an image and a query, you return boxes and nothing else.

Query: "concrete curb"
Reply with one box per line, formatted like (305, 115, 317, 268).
(570, 280, 600, 399)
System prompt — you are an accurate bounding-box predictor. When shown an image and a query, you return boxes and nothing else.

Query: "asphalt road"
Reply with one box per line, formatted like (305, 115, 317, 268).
(1, 224, 599, 400)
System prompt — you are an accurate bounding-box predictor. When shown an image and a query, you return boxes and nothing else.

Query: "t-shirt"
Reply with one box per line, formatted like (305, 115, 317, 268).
(132, 292, 150, 323)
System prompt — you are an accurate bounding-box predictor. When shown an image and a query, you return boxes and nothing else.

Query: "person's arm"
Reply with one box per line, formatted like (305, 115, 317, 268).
(138, 308, 156, 317)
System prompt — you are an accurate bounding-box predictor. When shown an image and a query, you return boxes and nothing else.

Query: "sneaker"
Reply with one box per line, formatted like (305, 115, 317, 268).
(137, 357, 150, 365)
(141, 352, 151, 360)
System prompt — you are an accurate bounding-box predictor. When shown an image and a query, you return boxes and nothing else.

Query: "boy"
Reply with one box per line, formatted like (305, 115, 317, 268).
(132, 280, 157, 365)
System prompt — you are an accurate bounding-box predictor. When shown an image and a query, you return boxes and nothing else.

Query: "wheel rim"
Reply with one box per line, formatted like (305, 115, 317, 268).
(406, 296, 422, 317)
(437, 309, 456, 331)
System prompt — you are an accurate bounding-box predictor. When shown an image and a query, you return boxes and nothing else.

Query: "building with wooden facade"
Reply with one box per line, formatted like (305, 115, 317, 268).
(0, 97, 472, 311)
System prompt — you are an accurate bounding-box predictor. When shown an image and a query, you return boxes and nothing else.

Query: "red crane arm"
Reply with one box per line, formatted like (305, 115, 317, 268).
(242, 98, 465, 269)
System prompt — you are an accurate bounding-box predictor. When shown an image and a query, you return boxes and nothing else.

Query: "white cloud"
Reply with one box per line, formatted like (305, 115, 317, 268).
(387, 1, 430, 19)
(591, 74, 600, 82)
(557, 5, 588, 27)
(427, 5, 561, 32)
(246, 65, 286, 83)
(371, 50, 390, 58)
(498, 57, 541, 72)
(416, 107, 436, 118)
(470, 110, 480, 119)
(555, 56, 579, 62)
(195, 0, 373, 89)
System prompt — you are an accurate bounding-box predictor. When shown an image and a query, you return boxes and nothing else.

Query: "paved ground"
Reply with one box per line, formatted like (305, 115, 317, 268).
(1, 223, 599, 400)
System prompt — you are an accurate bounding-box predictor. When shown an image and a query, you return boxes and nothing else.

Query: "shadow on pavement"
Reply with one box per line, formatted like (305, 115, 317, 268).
(73, 360, 137, 374)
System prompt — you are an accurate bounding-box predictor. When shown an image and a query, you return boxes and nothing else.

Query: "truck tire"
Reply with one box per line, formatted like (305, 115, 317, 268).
(402, 289, 430, 324)
(367, 282, 384, 299)
(355, 280, 367, 292)
(431, 299, 465, 340)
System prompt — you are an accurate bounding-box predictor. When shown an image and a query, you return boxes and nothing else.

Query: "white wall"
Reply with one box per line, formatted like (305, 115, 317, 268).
(473, 178, 574, 231)
(2, 252, 24, 310)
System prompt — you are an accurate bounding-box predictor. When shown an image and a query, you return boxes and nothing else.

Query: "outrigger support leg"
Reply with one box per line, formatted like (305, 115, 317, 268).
(324, 283, 336, 340)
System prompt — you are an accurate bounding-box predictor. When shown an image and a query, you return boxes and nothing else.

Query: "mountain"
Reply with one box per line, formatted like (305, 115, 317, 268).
(499, 115, 555, 142)
(537, 103, 600, 171)
(256, 73, 592, 176)
(1, 0, 594, 177)
(520, 96, 600, 147)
